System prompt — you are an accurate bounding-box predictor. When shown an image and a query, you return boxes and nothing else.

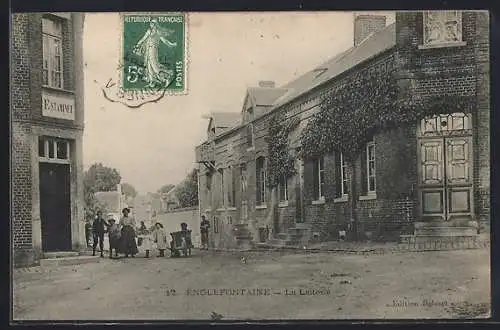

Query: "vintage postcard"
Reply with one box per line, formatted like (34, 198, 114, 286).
(11, 11, 491, 321)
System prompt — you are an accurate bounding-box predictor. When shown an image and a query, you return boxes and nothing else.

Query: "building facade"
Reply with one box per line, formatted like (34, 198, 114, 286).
(11, 13, 86, 266)
(195, 11, 490, 249)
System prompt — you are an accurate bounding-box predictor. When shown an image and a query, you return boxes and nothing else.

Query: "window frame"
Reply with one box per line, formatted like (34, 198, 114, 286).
(228, 166, 236, 208)
(313, 156, 325, 201)
(213, 216, 219, 234)
(422, 10, 464, 48)
(366, 141, 376, 194)
(340, 152, 349, 196)
(278, 174, 288, 202)
(240, 163, 247, 194)
(38, 136, 71, 164)
(256, 157, 267, 205)
(246, 123, 255, 149)
(42, 17, 64, 89)
(219, 168, 225, 208)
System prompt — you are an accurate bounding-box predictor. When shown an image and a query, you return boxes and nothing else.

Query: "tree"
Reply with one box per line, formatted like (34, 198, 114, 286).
(84, 163, 121, 192)
(157, 184, 176, 195)
(83, 163, 122, 220)
(121, 182, 137, 198)
(175, 169, 199, 208)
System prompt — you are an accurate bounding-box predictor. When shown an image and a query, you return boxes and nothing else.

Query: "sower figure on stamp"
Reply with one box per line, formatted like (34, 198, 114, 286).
(132, 19, 177, 88)
(200, 215, 210, 250)
(92, 210, 109, 257)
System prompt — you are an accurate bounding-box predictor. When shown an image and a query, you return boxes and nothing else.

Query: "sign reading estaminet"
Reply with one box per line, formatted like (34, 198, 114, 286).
(42, 92, 75, 121)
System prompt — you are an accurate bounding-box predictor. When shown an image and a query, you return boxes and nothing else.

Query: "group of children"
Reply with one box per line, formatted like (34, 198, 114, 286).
(88, 212, 195, 259)
(135, 221, 169, 258)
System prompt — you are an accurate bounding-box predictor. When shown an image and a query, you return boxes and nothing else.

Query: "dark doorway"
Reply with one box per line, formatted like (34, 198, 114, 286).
(39, 162, 72, 252)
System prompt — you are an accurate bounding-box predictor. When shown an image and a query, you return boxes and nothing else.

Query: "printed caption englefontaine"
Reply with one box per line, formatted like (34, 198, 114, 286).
(162, 288, 332, 297)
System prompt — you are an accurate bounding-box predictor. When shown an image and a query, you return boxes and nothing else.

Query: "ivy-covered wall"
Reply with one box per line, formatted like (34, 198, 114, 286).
(197, 11, 490, 246)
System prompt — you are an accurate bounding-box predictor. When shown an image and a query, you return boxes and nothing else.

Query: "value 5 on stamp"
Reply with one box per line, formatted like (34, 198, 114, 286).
(122, 13, 186, 93)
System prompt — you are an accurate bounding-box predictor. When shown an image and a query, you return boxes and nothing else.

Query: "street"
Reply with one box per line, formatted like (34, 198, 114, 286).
(13, 248, 490, 320)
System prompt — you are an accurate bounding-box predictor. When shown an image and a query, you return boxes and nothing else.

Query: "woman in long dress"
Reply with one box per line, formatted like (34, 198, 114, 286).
(119, 208, 139, 257)
(132, 19, 177, 88)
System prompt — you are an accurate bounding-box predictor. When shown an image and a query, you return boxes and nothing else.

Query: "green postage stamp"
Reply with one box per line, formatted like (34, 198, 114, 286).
(121, 13, 186, 93)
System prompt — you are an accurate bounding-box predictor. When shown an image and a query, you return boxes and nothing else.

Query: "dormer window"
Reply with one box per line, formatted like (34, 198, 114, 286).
(421, 11, 465, 49)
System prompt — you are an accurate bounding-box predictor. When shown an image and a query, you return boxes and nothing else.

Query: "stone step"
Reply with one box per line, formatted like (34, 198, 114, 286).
(398, 235, 483, 250)
(267, 239, 287, 246)
(40, 255, 101, 267)
(277, 233, 289, 240)
(43, 251, 79, 259)
(415, 226, 477, 236)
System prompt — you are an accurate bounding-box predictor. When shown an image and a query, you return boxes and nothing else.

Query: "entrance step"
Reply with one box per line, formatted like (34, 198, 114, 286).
(40, 255, 101, 267)
(43, 251, 79, 259)
(415, 226, 477, 236)
(277, 233, 290, 241)
(399, 235, 481, 250)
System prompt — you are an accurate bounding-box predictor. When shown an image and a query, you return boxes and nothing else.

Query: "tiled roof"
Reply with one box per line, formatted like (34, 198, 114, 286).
(273, 22, 396, 108)
(199, 22, 396, 144)
(94, 191, 121, 213)
(247, 87, 289, 106)
(210, 112, 241, 129)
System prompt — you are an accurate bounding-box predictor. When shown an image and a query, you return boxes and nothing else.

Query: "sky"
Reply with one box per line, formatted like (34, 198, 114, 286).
(82, 12, 395, 194)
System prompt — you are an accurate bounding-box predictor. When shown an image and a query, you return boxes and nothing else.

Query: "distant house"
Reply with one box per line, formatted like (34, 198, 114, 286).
(147, 192, 163, 216)
(94, 184, 126, 221)
(162, 186, 181, 211)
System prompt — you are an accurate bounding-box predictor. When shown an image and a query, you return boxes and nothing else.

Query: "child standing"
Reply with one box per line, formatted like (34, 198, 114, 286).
(107, 219, 121, 259)
(153, 222, 168, 257)
(139, 226, 154, 258)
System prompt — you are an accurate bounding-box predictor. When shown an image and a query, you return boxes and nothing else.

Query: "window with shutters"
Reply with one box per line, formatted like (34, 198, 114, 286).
(42, 17, 64, 89)
(312, 156, 325, 202)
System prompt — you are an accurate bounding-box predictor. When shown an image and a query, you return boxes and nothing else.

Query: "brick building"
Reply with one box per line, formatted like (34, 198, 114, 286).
(195, 11, 490, 248)
(11, 13, 86, 266)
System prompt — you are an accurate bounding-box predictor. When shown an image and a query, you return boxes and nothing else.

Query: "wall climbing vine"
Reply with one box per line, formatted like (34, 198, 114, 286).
(300, 70, 475, 161)
(266, 112, 300, 188)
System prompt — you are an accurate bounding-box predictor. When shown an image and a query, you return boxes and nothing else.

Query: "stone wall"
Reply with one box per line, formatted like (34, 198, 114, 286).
(155, 207, 202, 247)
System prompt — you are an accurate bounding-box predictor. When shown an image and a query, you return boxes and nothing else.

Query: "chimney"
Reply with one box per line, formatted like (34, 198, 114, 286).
(353, 14, 387, 47)
(258, 80, 275, 88)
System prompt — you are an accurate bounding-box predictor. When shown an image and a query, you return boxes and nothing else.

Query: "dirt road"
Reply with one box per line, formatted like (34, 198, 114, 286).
(13, 248, 490, 320)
